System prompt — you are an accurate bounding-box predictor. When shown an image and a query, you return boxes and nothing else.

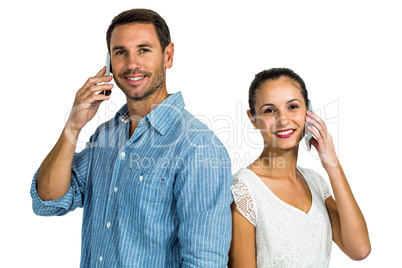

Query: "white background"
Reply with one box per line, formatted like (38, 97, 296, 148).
(1, 0, 401, 267)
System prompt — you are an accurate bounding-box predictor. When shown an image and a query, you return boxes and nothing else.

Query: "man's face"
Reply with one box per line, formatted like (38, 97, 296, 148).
(110, 23, 173, 101)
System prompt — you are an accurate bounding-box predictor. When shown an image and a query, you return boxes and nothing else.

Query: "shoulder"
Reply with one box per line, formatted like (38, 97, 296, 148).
(231, 168, 262, 195)
(180, 109, 219, 140)
(232, 168, 255, 184)
(82, 113, 122, 146)
(298, 166, 320, 179)
(231, 169, 257, 226)
(175, 108, 229, 156)
(298, 166, 324, 183)
(96, 103, 128, 132)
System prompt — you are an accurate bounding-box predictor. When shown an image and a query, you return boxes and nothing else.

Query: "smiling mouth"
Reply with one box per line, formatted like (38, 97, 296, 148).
(123, 75, 147, 86)
(274, 129, 295, 138)
(126, 76, 145, 81)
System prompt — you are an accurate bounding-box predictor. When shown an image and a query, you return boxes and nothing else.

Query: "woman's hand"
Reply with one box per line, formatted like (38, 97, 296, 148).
(305, 110, 339, 169)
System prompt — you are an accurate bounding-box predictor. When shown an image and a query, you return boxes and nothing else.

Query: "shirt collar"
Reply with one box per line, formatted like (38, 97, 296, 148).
(115, 91, 185, 135)
(116, 104, 130, 123)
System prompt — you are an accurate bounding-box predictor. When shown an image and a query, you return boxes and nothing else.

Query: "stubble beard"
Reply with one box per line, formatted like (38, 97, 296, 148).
(115, 62, 165, 101)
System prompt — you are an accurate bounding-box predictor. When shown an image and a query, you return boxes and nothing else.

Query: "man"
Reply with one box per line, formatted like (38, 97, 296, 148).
(31, 8, 232, 267)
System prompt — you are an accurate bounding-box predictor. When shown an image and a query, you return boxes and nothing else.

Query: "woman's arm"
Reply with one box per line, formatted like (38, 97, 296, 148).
(324, 166, 371, 260)
(306, 111, 371, 260)
(228, 203, 257, 268)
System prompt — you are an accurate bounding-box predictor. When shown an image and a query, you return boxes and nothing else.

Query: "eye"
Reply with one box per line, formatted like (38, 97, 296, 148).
(264, 107, 275, 114)
(288, 104, 299, 110)
(114, 50, 125, 56)
(140, 48, 150, 53)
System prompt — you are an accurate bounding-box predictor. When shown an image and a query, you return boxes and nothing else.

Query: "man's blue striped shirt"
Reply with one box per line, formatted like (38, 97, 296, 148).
(31, 92, 233, 267)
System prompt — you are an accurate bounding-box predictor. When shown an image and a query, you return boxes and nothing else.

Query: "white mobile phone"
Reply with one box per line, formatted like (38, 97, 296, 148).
(103, 52, 111, 96)
(305, 100, 313, 151)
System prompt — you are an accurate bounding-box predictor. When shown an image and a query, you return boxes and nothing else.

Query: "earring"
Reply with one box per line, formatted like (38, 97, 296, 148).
(254, 127, 257, 130)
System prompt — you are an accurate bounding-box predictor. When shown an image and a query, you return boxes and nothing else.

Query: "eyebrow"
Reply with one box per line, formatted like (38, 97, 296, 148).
(111, 46, 125, 52)
(259, 99, 302, 111)
(111, 43, 153, 52)
(138, 43, 152, 48)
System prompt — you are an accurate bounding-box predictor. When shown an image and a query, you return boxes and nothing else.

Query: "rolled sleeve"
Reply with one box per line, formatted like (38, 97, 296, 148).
(30, 148, 90, 216)
(175, 134, 233, 267)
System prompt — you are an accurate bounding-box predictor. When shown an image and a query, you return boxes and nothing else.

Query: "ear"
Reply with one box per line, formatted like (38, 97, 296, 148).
(164, 42, 174, 69)
(247, 110, 257, 129)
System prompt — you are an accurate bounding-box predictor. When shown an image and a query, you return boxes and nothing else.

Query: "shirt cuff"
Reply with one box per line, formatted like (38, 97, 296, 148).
(30, 170, 74, 215)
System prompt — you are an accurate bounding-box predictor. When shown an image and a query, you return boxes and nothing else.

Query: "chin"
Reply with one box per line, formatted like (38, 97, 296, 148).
(279, 145, 299, 151)
(269, 141, 300, 151)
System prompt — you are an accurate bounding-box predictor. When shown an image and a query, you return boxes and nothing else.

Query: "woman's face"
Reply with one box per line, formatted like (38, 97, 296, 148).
(248, 76, 307, 150)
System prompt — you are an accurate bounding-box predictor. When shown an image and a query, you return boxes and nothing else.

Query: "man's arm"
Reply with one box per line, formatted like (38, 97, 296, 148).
(36, 67, 113, 201)
(174, 134, 233, 267)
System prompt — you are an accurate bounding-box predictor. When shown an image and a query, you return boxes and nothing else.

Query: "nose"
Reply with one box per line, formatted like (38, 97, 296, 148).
(275, 114, 289, 129)
(126, 53, 142, 70)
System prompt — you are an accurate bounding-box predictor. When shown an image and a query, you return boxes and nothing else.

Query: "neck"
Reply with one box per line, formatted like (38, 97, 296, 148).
(126, 87, 169, 137)
(250, 145, 299, 179)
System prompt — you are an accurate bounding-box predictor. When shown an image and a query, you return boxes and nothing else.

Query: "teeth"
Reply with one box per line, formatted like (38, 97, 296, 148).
(127, 76, 144, 81)
(276, 130, 294, 135)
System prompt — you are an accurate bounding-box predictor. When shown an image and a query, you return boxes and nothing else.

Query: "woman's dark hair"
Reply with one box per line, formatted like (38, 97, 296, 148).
(106, 8, 171, 52)
(248, 68, 308, 115)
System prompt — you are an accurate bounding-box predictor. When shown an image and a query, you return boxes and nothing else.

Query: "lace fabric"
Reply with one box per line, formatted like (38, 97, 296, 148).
(231, 177, 256, 226)
(231, 167, 333, 268)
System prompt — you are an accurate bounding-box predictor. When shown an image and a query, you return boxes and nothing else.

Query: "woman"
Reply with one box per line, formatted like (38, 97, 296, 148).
(229, 68, 370, 267)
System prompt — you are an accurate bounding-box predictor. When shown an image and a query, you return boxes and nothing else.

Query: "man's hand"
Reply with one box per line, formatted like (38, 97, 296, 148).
(36, 67, 113, 201)
(67, 67, 114, 134)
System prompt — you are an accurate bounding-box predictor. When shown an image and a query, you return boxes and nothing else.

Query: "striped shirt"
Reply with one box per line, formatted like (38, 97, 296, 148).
(31, 92, 233, 267)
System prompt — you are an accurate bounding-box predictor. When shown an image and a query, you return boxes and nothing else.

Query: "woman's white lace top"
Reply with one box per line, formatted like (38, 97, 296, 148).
(231, 167, 333, 268)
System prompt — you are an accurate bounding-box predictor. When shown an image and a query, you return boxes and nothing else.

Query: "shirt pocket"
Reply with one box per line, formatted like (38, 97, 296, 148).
(119, 171, 167, 225)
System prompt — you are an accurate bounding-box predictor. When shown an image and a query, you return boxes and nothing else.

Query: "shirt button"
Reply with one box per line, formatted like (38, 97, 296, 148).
(99, 256, 103, 262)
(114, 187, 118, 192)
(121, 152, 126, 158)
(139, 175, 143, 181)
(107, 222, 111, 228)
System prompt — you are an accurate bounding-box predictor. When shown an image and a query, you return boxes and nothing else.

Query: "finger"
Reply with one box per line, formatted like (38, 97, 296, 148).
(88, 83, 114, 94)
(307, 111, 326, 128)
(307, 125, 324, 145)
(78, 67, 112, 92)
(77, 67, 107, 96)
(86, 75, 113, 88)
(76, 90, 111, 105)
(77, 99, 101, 111)
(309, 122, 328, 146)
(90, 92, 111, 102)
(95, 66, 106, 77)
(78, 77, 113, 97)
(97, 89, 112, 97)
(306, 115, 327, 138)
(79, 85, 113, 102)
(79, 93, 110, 108)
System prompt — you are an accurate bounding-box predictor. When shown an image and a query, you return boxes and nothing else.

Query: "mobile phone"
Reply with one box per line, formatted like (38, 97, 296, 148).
(103, 52, 111, 96)
(305, 100, 313, 151)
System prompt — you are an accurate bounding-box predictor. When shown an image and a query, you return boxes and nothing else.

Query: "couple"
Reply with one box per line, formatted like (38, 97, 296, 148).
(30, 8, 370, 267)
